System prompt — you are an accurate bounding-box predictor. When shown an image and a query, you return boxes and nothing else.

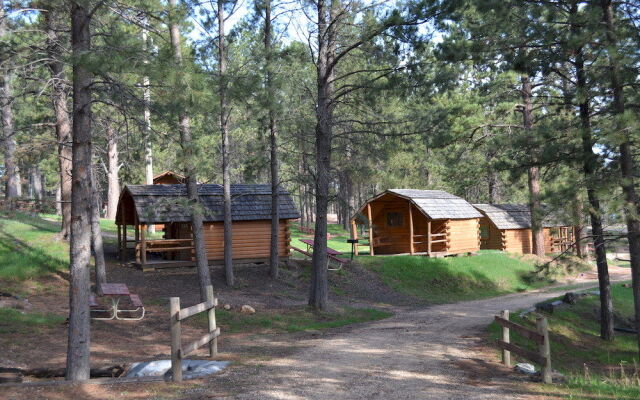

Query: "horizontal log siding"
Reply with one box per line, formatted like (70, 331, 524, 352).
(503, 229, 533, 254)
(447, 218, 481, 254)
(370, 198, 411, 254)
(174, 220, 291, 261)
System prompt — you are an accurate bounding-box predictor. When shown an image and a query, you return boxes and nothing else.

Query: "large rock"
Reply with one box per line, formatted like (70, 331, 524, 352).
(241, 305, 255, 314)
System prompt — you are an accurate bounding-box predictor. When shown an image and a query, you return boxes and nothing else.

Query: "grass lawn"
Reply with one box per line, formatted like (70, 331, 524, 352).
(0, 308, 65, 334)
(0, 212, 68, 281)
(488, 283, 640, 399)
(356, 251, 556, 304)
(191, 305, 392, 334)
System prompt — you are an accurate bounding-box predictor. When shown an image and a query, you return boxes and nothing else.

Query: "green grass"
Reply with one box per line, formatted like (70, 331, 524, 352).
(290, 223, 353, 255)
(0, 308, 65, 333)
(488, 282, 640, 399)
(0, 213, 69, 280)
(191, 306, 392, 334)
(356, 250, 552, 304)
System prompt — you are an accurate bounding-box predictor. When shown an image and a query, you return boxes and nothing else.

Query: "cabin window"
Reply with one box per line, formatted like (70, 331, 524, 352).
(480, 225, 489, 239)
(386, 212, 403, 227)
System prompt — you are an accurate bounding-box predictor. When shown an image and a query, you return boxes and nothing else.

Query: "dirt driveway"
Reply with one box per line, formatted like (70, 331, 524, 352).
(210, 275, 629, 399)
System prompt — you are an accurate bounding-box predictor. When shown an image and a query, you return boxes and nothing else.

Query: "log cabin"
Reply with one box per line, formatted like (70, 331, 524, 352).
(152, 170, 186, 185)
(350, 189, 482, 257)
(473, 203, 575, 254)
(115, 184, 300, 271)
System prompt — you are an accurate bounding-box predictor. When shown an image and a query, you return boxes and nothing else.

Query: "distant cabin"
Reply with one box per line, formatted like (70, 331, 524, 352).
(152, 171, 186, 185)
(115, 184, 300, 271)
(473, 203, 575, 254)
(350, 189, 482, 257)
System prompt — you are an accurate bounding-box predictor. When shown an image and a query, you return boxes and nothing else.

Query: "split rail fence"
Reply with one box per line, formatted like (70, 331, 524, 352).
(169, 285, 220, 382)
(494, 310, 552, 384)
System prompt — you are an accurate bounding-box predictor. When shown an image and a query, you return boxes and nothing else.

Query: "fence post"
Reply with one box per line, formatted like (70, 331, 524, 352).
(206, 285, 218, 356)
(170, 297, 182, 382)
(500, 310, 511, 367)
(536, 316, 552, 384)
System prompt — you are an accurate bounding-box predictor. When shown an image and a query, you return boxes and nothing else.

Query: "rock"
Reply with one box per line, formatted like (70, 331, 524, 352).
(514, 363, 536, 375)
(535, 302, 555, 314)
(622, 283, 631, 288)
(563, 292, 577, 305)
(223, 304, 231, 310)
(241, 305, 255, 314)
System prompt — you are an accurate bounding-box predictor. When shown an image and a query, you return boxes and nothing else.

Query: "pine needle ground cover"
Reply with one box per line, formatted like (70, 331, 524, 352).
(358, 251, 555, 304)
(487, 283, 640, 399)
(190, 306, 392, 334)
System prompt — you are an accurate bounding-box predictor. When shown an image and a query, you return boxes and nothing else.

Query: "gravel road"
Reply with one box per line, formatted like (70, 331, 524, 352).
(220, 271, 630, 400)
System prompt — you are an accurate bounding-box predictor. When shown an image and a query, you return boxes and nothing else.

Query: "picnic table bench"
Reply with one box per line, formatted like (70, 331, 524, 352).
(292, 239, 349, 270)
(90, 283, 145, 321)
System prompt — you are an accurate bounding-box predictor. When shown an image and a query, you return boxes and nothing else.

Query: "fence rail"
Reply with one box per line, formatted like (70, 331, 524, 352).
(495, 309, 552, 384)
(169, 285, 219, 382)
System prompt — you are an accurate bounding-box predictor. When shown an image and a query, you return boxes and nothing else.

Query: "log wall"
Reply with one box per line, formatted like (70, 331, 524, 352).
(173, 220, 291, 261)
(447, 218, 481, 254)
(503, 229, 533, 254)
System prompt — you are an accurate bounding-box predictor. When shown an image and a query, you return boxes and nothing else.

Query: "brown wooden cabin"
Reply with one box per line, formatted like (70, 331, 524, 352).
(473, 203, 576, 254)
(152, 171, 186, 185)
(115, 184, 300, 271)
(350, 189, 482, 257)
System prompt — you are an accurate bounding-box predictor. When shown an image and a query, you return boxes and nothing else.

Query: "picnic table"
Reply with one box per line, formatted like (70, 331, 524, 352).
(294, 239, 349, 270)
(90, 283, 145, 321)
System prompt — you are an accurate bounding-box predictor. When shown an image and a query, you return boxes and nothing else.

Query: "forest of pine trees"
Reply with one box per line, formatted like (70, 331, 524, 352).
(0, 0, 639, 380)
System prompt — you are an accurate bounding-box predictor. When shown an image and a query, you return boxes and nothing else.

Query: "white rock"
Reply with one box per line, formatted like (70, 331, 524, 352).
(241, 305, 255, 314)
(514, 363, 536, 375)
(223, 304, 231, 310)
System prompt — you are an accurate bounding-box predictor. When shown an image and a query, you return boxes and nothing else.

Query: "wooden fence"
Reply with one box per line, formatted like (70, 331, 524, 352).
(169, 285, 220, 382)
(495, 310, 552, 384)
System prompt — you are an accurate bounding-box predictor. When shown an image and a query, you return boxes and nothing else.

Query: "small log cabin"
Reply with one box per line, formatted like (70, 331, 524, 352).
(115, 184, 300, 270)
(153, 171, 186, 185)
(473, 203, 575, 254)
(351, 189, 482, 257)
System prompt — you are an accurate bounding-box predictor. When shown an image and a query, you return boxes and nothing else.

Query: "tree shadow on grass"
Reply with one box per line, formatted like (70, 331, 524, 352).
(0, 229, 69, 281)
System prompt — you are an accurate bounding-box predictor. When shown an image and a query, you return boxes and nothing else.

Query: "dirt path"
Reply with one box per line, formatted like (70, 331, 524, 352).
(212, 272, 630, 400)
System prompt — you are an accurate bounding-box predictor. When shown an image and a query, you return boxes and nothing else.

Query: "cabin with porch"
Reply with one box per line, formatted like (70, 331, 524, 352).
(473, 203, 575, 254)
(115, 184, 300, 271)
(350, 189, 482, 257)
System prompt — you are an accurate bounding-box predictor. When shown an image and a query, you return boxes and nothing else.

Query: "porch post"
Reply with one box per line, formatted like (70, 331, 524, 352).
(409, 202, 414, 255)
(427, 220, 432, 255)
(141, 224, 147, 266)
(367, 203, 374, 256)
(351, 219, 359, 256)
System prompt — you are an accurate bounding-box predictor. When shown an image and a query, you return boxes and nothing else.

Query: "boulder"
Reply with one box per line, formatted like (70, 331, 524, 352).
(223, 304, 231, 310)
(241, 305, 255, 314)
(563, 292, 577, 305)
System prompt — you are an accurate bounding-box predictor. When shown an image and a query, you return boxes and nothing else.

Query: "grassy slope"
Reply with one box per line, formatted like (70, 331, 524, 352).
(0, 213, 68, 280)
(358, 251, 551, 304)
(488, 283, 640, 399)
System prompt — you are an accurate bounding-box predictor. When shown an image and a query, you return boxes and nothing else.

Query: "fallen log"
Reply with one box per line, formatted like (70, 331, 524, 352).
(0, 365, 125, 379)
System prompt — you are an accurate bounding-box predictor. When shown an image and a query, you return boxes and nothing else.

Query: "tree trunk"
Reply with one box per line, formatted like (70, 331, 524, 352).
(601, 0, 640, 353)
(30, 165, 44, 201)
(521, 76, 545, 257)
(0, 0, 20, 204)
(168, 0, 212, 301)
(105, 123, 119, 220)
(66, 0, 93, 381)
(572, 4, 613, 339)
(91, 167, 106, 295)
(141, 23, 155, 234)
(45, 3, 72, 239)
(218, 0, 234, 287)
(309, 0, 336, 310)
(264, 0, 279, 279)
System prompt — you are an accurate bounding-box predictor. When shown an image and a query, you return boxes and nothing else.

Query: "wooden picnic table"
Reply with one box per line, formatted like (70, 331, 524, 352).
(91, 283, 145, 321)
(299, 239, 342, 255)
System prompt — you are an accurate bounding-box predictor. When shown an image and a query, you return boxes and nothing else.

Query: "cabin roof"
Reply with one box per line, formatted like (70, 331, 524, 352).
(355, 189, 482, 220)
(117, 184, 300, 224)
(473, 203, 568, 230)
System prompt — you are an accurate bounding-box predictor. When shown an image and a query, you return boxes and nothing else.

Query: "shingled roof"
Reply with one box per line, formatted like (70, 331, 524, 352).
(355, 189, 482, 220)
(117, 184, 300, 224)
(473, 203, 569, 230)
